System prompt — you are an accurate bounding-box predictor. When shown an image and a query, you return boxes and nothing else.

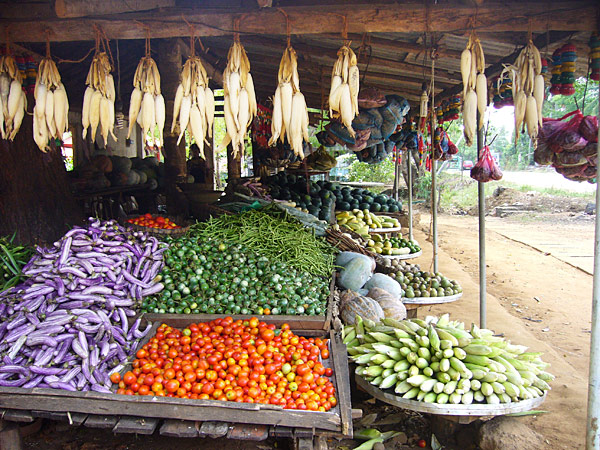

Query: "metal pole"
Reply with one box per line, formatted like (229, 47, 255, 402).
(477, 113, 486, 328)
(431, 155, 438, 273)
(585, 91, 600, 450)
(407, 151, 413, 242)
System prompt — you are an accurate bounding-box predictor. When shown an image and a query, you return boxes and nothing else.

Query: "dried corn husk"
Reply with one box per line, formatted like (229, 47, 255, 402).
(128, 55, 163, 147)
(1, 55, 25, 141)
(83, 52, 116, 145)
(461, 33, 487, 143)
(329, 43, 359, 136)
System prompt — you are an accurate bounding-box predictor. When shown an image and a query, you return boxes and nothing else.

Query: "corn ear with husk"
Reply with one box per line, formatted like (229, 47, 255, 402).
(0, 55, 25, 141)
(128, 55, 163, 148)
(329, 43, 358, 136)
(461, 32, 487, 141)
(83, 52, 117, 145)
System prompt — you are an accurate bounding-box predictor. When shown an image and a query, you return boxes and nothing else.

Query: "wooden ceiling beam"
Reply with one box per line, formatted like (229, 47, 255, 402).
(54, 0, 175, 19)
(4, 2, 597, 42)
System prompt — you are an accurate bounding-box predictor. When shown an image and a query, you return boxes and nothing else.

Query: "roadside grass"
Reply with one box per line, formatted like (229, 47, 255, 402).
(437, 172, 595, 210)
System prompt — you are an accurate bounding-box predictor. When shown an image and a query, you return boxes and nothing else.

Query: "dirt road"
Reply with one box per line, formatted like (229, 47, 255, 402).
(415, 213, 593, 449)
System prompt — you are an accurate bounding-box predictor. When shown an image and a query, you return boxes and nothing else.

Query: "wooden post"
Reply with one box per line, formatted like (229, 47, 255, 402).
(0, 420, 23, 450)
(158, 38, 188, 215)
(227, 144, 242, 180)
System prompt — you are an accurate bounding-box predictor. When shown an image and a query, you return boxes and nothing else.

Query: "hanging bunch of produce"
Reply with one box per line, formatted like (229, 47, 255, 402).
(127, 36, 164, 148)
(508, 39, 545, 142)
(218, 38, 257, 158)
(329, 42, 359, 136)
(171, 51, 215, 159)
(33, 57, 69, 152)
(460, 32, 487, 146)
(589, 33, 600, 81)
(0, 53, 25, 141)
(270, 44, 309, 159)
(470, 145, 502, 182)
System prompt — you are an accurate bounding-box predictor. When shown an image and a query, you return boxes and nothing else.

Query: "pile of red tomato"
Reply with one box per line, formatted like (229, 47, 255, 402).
(111, 317, 338, 412)
(127, 213, 181, 229)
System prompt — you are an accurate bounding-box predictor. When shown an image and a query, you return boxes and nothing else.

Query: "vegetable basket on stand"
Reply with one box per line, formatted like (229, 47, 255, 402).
(122, 214, 191, 237)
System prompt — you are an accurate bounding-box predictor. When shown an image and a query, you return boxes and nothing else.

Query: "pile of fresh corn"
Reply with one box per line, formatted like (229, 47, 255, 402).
(269, 45, 309, 159)
(126, 56, 165, 147)
(218, 40, 257, 158)
(329, 43, 359, 137)
(0, 55, 26, 141)
(33, 58, 69, 152)
(461, 33, 487, 146)
(344, 314, 553, 405)
(336, 210, 400, 239)
(82, 52, 116, 145)
(171, 55, 215, 159)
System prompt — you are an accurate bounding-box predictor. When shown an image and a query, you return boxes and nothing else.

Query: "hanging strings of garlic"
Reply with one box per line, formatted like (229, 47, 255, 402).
(33, 58, 69, 152)
(0, 54, 26, 141)
(507, 40, 544, 142)
(269, 45, 309, 159)
(460, 33, 487, 146)
(127, 55, 165, 148)
(171, 55, 215, 159)
(329, 43, 359, 137)
(82, 51, 117, 146)
(218, 40, 257, 158)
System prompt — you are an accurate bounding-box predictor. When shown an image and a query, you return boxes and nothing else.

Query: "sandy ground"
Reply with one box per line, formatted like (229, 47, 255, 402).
(414, 213, 593, 449)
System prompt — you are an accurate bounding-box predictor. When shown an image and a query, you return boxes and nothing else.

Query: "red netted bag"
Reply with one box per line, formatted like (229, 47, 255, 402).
(470, 145, 502, 183)
(580, 116, 598, 144)
(540, 110, 587, 153)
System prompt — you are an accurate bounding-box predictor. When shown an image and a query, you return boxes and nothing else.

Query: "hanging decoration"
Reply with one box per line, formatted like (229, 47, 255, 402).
(83, 27, 117, 146)
(33, 37, 69, 152)
(0, 37, 26, 141)
(460, 30, 487, 146)
(433, 126, 458, 161)
(558, 43, 577, 96)
(589, 33, 600, 81)
(491, 75, 513, 108)
(127, 26, 164, 149)
(171, 23, 215, 159)
(549, 48, 562, 95)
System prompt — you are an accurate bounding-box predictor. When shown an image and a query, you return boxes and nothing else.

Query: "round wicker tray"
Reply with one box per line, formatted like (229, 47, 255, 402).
(378, 250, 422, 260)
(402, 292, 463, 305)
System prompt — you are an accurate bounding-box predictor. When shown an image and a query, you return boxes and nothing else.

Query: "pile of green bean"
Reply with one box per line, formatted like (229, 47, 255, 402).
(190, 206, 336, 278)
(0, 234, 33, 292)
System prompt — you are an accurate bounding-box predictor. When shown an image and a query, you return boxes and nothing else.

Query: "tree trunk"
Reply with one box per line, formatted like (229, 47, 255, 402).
(158, 39, 188, 215)
(0, 112, 83, 246)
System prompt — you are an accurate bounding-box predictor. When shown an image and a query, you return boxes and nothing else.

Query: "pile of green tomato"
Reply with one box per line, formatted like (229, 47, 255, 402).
(142, 236, 331, 316)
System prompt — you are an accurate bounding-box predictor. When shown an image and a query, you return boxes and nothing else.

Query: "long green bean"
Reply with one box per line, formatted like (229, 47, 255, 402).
(0, 234, 33, 293)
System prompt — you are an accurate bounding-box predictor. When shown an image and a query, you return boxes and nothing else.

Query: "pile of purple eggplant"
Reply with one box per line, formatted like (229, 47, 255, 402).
(0, 218, 166, 393)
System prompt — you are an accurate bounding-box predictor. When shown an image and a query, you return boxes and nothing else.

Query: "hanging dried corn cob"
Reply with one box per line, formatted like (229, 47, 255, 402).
(269, 44, 309, 159)
(218, 39, 257, 158)
(171, 52, 215, 159)
(460, 32, 487, 146)
(33, 55, 69, 152)
(507, 39, 544, 142)
(0, 53, 26, 141)
(82, 31, 117, 146)
(329, 42, 359, 137)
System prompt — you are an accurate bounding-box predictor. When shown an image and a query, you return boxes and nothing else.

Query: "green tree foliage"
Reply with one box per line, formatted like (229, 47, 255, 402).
(347, 154, 395, 183)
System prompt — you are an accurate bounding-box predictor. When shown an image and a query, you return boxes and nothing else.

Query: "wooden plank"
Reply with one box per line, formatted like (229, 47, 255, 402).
(329, 330, 353, 438)
(31, 410, 68, 421)
(227, 423, 269, 441)
(84, 414, 118, 429)
(1, 410, 33, 423)
(4, 2, 597, 43)
(297, 436, 314, 450)
(55, 0, 175, 18)
(271, 426, 294, 438)
(198, 421, 229, 438)
(159, 419, 199, 438)
(0, 420, 22, 450)
(113, 416, 159, 435)
(66, 412, 88, 426)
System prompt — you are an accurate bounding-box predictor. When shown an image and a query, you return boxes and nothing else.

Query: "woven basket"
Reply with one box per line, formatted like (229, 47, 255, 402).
(325, 229, 377, 259)
(123, 215, 191, 237)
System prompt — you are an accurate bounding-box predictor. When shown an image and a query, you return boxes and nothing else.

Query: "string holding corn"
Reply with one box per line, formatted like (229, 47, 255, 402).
(0, 54, 26, 141)
(461, 33, 487, 146)
(33, 57, 69, 152)
(503, 40, 544, 143)
(82, 51, 117, 146)
(127, 55, 165, 148)
(329, 43, 359, 137)
(171, 55, 214, 160)
(218, 40, 257, 159)
(269, 44, 309, 159)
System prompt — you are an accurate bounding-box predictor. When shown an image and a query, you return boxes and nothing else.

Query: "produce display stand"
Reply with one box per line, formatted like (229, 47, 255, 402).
(355, 374, 547, 424)
(145, 272, 337, 331)
(379, 250, 422, 260)
(0, 318, 355, 450)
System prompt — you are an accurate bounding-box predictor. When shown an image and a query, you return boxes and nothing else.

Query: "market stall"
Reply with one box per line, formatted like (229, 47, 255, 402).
(0, 1, 598, 448)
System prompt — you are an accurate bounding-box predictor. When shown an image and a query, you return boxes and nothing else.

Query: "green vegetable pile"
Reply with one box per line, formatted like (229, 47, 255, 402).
(0, 234, 33, 292)
(142, 237, 331, 315)
(190, 206, 336, 278)
(390, 268, 461, 299)
(345, 314, 553, 405)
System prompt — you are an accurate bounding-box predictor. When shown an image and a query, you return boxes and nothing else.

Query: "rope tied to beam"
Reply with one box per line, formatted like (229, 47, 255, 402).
(277, 8, 292, 48)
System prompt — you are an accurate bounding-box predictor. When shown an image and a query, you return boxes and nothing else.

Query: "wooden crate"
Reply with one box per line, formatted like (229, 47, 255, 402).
(0, 317, 352, 440)
(143, 272, 337, 331)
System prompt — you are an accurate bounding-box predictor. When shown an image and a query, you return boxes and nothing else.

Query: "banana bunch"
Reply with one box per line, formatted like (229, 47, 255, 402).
(329, 43, 359, 137)
(127, 56, 165, 148)
(510, 41, 544, 142)
(344, 314, 553, 405)
(82, 52, 117, 146)
(171, 56, 215, 159)
(269, 45, 309, 159)
(33, 58, 69, 152)
(0, 55, 26, 141)
(218, 41, 257, 158)
(460, 34, 487, 146)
